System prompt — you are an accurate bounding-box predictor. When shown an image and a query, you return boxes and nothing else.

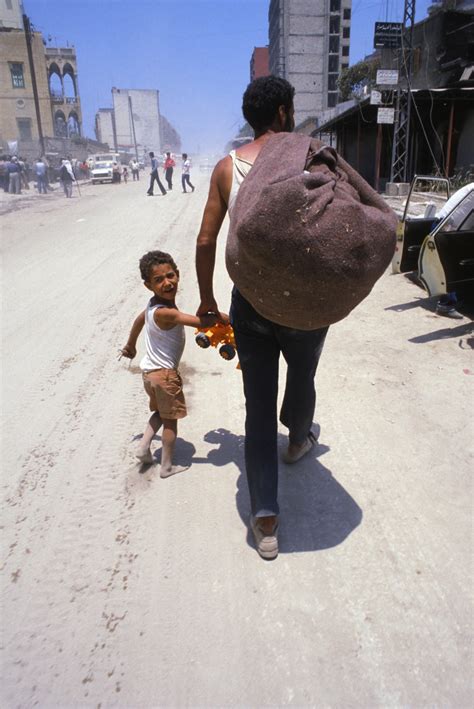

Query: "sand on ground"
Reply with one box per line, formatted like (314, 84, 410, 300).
(1, 175, 473, 708)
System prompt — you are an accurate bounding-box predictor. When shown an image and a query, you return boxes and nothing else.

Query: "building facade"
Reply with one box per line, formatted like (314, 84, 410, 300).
(112, 87, 162, 156)
(95, 107, 116, 148)
(1, 0, 83, 147)
(268, 0, 352, 125)
(250, 46, 269, 81)
(46, 46, 83, 138)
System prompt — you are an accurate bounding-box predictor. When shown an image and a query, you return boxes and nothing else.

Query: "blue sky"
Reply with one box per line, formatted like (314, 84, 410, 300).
(26, 0, 432, 153)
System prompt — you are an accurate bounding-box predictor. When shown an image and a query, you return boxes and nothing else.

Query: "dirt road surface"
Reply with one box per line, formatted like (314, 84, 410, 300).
(2, 176, 473, 708)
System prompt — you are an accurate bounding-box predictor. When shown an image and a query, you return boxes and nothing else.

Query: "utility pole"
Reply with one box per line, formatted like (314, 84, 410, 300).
(22, 14, 45, 156)
(390, 0, 416, 183)
(128, 95, 139, 161)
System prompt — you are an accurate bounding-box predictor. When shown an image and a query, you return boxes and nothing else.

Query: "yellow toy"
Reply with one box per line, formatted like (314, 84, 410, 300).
(195, 322, 237, 361)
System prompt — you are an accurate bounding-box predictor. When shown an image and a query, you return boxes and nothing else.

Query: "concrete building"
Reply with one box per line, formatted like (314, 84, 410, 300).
(268, 0, 352, 125)
(95, 88, 181, 156)
(112, 87, 162, 156)
(250, 46, 269, 81)
(95, 107, 116, 149)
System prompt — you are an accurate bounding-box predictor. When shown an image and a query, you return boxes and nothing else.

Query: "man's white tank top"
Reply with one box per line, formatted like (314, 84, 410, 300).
(140, 300, 185, 371)
(228, 150, 253, 216)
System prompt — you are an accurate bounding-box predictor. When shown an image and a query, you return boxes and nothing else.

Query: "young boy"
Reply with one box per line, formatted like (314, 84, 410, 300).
(121, 250, 222, 477)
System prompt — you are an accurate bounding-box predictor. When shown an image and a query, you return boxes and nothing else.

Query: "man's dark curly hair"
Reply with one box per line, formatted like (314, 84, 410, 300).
(139, 250, 178, 282)
(242, 75, 295, 131)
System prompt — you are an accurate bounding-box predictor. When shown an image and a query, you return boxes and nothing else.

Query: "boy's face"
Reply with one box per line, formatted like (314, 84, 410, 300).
(145, 263, 180, 302)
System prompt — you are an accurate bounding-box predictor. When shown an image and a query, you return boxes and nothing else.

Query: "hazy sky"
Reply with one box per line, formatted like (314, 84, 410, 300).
(26, 0, 432, 154)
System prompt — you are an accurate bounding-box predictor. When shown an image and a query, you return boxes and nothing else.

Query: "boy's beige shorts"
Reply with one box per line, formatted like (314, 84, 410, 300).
(142, 368, 187, 419)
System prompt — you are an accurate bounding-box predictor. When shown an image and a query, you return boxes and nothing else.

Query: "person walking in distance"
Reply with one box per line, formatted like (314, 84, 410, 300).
(120, 250, 222, 476)
(59, 158, 75, 197)
(147, 151, 167, 196)
(34, 157, 47, 194)
(130, 158, 140, 181)
(181, 153, 195, 193)
(164, 152, 175, 190)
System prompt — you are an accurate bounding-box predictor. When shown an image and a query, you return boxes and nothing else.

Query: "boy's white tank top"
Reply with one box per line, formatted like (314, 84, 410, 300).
(140, 301, 185, 371)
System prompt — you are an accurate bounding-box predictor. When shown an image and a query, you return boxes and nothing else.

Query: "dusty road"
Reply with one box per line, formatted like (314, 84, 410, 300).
(1, 175, 473, 708)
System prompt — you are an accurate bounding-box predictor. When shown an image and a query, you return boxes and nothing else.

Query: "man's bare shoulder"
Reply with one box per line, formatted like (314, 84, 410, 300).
(212, 155, 232, 180)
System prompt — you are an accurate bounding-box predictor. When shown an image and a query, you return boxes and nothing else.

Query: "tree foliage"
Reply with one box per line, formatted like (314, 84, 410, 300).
(337, 58, 381, 101)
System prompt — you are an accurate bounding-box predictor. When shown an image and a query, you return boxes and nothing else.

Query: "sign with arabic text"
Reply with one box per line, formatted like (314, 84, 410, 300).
(374, 22, 403, 48)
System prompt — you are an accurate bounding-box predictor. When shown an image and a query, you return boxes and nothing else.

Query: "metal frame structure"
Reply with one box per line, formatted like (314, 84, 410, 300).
(390, 0, 416, 182)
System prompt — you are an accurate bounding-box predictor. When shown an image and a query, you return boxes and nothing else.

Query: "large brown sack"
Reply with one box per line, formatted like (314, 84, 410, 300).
(226, 132, 397, 330)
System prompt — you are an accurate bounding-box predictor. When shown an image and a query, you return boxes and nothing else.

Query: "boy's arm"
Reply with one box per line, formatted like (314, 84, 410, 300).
(121, 310, 145, 358)
(195, 157, 232, 318)
(154, 308, 229, 330)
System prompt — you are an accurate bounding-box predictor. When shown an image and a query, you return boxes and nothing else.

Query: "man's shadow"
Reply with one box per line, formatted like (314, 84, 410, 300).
(204, 428, 362, 554)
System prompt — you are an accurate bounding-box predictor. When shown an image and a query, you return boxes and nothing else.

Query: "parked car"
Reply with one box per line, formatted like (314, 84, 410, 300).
(91, 160, 114, 184)
(393, 176, 474, 300)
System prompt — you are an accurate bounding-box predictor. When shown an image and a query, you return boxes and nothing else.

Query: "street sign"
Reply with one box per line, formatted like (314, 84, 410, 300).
(374, 22, 403, 48)
(376, 69, 399, 86)
(377, 107, 395, 124)
(370, 90, 382, 105)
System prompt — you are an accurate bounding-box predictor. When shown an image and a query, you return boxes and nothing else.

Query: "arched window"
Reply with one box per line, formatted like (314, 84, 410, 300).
(54, 110, 67, 137)
(49, 64, 63, 99)
(62, 64, 77, 99)
(67, 112, 80, 137)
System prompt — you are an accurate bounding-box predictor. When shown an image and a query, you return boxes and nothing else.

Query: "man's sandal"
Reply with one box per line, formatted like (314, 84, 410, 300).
(282, 431, 317, 464)
(250, 515, 279, 560)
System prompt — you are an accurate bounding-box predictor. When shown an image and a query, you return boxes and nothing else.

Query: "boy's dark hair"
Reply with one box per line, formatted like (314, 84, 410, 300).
(242, 75, 295, 131)
(149, 151, 154, 157)
(139, 250, 178, 282)
(182, 153, 187, 159)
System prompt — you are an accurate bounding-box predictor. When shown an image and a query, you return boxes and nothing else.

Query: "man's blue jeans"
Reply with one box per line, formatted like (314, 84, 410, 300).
(230, 288, 328, 517)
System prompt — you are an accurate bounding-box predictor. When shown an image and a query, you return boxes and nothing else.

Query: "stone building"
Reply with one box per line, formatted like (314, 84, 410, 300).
(250, 46, 269, 81)
(46, 46, 83, 138)
(268, 0, 352, 125)
(0, 0, 83, 149)
(0, 10, 54, 144)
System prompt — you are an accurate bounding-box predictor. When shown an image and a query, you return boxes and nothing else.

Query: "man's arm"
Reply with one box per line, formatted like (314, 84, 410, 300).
(121, 310, 145, 358)
(195, 157, 232, 317)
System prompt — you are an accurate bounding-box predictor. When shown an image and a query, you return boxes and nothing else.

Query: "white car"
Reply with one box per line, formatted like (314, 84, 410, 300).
(91, 160, 114, 184)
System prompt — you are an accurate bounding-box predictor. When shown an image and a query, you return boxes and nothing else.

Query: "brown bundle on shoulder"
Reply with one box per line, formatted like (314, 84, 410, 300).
(226, 132, 397, 330)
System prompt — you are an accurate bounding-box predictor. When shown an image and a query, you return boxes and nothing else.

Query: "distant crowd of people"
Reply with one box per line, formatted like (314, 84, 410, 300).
(0, 151, 194, 198)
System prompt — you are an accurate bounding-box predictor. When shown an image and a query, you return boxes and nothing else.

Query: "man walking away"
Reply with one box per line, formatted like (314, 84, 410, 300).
(164, 152, 175, 190)
(147, 151, 167, 196)
(59, 158, 75, 197)
(8, 157, 22, 194)
(130, 158, 140, 181)
(181, 153, 195, 193)
(35, 157, 47, 194)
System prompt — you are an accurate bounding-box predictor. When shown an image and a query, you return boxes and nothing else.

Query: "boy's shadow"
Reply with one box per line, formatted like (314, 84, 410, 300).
(204, 428, 362, 554)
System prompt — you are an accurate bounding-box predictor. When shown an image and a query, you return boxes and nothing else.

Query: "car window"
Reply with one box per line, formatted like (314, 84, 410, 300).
(438, 193, 474, 233)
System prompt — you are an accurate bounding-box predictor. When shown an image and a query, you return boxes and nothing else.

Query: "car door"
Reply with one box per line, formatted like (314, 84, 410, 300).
(419, 188, 474, 297)
(392, 176, 450, 274)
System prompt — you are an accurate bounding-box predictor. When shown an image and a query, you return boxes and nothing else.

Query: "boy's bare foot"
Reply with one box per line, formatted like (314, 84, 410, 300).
(160, 464, 190, 479)
(136, 448, 154, 465)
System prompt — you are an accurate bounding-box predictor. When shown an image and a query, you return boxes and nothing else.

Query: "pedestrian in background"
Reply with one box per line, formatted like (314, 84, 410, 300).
(164, 152, 175, 190)
(59, 158, 75, 198)
(147, 151, 167, 196)
(35, 157, 47, 194)
(130, 158, 140, 181)
(0, 156, 8, 192)
(8, 157, 22, 194)
(181, 153, 194, 193)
